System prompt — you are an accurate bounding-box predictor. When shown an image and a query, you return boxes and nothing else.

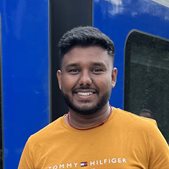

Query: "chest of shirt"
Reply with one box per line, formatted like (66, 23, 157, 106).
(35, 136, 148, 169)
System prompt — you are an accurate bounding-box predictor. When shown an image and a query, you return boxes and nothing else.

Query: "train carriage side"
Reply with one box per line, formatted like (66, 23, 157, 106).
(0, 0, 169, 168)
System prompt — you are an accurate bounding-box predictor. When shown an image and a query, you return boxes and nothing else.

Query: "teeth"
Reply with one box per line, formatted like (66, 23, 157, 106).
(78, 92, 93, 96)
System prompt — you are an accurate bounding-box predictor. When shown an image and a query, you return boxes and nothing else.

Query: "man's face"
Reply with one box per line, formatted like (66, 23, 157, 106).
(57, 46, 117, 115)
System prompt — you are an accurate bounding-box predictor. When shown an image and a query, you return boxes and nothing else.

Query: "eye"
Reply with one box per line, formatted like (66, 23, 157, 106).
(68, 68, 80, 75)
(91, 67, 105, 74)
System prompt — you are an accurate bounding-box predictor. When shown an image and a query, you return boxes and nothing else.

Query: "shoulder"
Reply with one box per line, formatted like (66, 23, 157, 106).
(113, 107, 168, 147)
(113, 107, 145, 120)
(113, 108, 169, 167)
(27, 116, 65, 146)
(112, 107, 158, 133)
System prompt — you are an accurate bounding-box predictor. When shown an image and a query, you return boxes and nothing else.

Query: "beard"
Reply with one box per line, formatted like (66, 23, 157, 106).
(61, 91, 111, 115)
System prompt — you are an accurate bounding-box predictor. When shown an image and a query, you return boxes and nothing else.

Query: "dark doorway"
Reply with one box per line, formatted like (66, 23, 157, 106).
(50, 0, 93, 120)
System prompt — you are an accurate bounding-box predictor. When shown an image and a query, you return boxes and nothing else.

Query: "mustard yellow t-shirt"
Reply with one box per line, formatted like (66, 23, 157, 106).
(18, 108, 169, 169)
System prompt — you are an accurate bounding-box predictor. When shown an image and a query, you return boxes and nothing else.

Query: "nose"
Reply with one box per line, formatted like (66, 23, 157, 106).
(79, 70, 92, 86)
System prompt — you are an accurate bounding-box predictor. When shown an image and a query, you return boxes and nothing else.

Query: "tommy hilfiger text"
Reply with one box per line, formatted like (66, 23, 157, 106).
(48, 157, 127, 169)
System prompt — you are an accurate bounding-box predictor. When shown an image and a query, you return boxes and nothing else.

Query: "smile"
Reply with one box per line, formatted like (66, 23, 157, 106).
(77, 92, 93, 96)
(73, 88, 97, 95)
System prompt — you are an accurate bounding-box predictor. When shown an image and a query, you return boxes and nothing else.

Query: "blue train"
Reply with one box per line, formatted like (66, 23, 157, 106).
(0, 0, 169, 168)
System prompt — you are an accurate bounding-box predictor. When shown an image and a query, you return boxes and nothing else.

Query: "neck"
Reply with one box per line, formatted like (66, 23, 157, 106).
(65, 104, 112, 130)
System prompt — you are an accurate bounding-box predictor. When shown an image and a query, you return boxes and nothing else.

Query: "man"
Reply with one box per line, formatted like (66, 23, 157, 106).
(18, 26, 169, 169)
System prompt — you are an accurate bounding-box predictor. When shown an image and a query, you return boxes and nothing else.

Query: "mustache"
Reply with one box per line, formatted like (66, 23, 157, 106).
(72, 86, 99, 93)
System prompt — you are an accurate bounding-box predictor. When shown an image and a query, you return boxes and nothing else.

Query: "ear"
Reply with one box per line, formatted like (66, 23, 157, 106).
(57, 70, 62, 90)
(111, 67, 118, 88)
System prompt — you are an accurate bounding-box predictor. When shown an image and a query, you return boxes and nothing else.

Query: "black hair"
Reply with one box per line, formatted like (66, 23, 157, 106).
(58, 26, 115, 66)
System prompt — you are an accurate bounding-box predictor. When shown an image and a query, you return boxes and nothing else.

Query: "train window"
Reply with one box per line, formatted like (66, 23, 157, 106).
(0, 15, 3, 168)
(125, 30, 169, 142)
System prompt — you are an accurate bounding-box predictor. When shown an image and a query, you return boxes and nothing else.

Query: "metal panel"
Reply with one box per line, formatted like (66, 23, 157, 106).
(0, 0, 49, 168)
(93, 0, 169, 108)
(0, 15, 3, 169)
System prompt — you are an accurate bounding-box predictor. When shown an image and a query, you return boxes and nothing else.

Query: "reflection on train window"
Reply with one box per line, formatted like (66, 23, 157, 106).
(0, 16, 3, 168)
(125, 30, 169, 142)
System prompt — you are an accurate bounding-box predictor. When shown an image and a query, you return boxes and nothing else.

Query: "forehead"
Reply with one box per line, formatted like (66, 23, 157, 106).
(61, 46, 113, 67)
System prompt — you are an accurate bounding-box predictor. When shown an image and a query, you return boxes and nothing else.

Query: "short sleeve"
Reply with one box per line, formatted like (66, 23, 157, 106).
(18, 137, 34, 169)
(148, 124, 169, 169)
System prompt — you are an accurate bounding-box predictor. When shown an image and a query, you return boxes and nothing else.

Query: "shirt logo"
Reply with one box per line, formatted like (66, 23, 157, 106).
(48, 157, 127, 169)
(80, 162, 88, 167)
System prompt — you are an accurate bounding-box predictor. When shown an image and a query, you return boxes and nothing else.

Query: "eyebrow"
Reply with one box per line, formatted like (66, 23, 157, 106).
(63, 61, 108, 69)
(92, 62, 106, 66)
(65, 63, 79, 68)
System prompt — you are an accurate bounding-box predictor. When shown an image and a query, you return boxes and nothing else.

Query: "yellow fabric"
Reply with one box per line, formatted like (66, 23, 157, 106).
(18, 108, 169, 169)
